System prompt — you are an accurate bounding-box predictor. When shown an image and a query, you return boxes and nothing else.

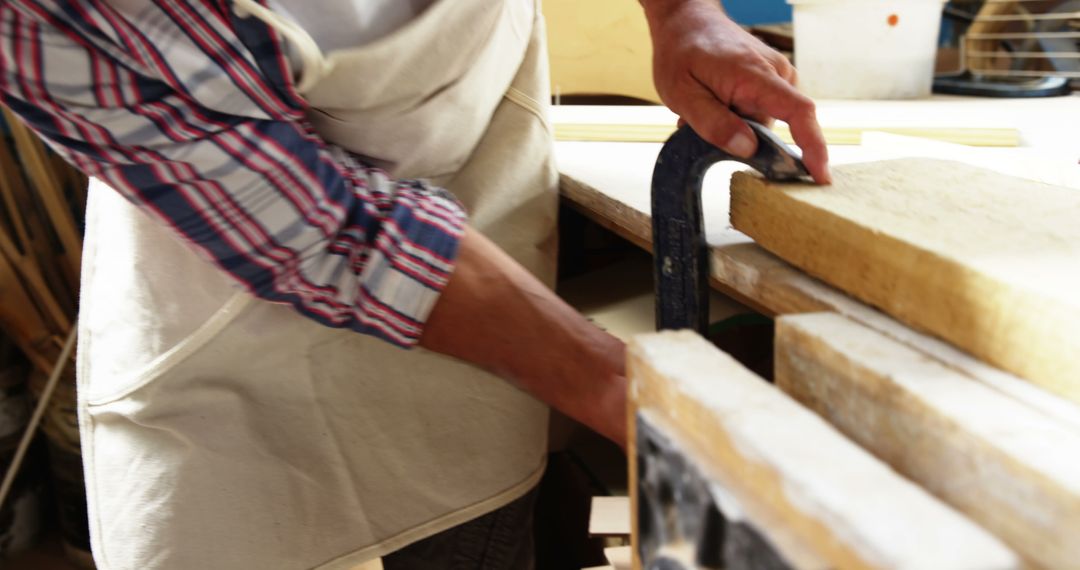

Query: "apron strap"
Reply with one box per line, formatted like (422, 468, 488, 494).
(232, 0, 332, 92)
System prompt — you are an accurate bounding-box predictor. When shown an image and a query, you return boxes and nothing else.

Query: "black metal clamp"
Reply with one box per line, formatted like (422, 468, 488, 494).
(651, 122, 809, 334)
(641, 122, 811, 570)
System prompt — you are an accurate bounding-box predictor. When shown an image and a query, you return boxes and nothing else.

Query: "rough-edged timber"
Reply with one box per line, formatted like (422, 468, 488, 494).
(731, 158, 1080, 403)
(628, 330, 1018, 570)
(777, 312, 1080, 569)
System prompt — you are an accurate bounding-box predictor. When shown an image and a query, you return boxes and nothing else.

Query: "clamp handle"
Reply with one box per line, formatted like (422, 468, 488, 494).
(651, 123, 807, 333)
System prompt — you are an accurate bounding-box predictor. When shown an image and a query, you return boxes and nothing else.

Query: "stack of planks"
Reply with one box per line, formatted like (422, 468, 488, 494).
(730, 159, 1080, 568)
(629, 332, 1020, 570)
(628, 159, 1080, 569)
(0, 106, 85, 375)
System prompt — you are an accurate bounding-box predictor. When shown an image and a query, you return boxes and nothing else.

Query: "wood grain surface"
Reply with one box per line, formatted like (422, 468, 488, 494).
(732, 158, 1080, 404)
(629, 331, 1017, 570)
(777, 312, 1080, 569)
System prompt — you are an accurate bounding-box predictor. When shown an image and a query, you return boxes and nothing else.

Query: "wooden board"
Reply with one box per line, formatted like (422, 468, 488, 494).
(776, 312, 1080, 569)
(542, 0, 659, 102)
(628, 331, 1018, 570)
(589, 496, 631, 536)
(731, 158, 1080, 404)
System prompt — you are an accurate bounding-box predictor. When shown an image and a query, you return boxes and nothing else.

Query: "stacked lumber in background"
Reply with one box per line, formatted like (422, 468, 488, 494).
(0, 105, 85, 374)
(0, 104, 89, 564)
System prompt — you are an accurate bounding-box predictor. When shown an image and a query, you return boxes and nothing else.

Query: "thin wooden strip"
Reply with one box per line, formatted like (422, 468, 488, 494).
(776, 313, 1080, 569)
(553, 124, 1020, 147)
(629, 331, 1018, 570)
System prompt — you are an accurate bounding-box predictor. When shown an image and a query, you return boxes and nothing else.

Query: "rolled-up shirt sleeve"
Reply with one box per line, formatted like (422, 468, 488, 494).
(0, 1, 466, 347)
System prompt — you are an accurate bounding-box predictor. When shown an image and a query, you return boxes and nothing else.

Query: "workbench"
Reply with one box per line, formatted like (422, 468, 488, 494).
(556, 94, 1080, 570)
(556, 94, 1080, 424)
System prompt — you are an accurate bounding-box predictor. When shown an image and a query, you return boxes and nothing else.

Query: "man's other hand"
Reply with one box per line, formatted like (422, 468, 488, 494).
(642, 0, 831, 184)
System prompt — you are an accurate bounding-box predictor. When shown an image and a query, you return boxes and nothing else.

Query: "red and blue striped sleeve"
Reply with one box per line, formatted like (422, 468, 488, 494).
(0, 0, 466, 347)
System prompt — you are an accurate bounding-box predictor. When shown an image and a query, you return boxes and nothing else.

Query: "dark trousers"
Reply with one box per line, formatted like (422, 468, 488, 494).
(381, 487, 537, 570)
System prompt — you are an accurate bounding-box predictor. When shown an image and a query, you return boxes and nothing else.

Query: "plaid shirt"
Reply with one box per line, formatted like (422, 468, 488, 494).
(0, 0, 467, 347)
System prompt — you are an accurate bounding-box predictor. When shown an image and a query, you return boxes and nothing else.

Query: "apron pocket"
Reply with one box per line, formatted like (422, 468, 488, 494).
(82, 292, 255, 406)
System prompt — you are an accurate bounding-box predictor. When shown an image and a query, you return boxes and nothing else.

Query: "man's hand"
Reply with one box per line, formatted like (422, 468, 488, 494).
(642, 0, 831, 184)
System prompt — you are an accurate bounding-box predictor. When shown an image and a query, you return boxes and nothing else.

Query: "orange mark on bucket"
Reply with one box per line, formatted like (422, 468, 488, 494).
(887, 13, 900, 26)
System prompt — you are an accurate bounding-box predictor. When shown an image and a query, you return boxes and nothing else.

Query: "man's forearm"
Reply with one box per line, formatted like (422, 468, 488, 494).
(419, 227, 628, 447)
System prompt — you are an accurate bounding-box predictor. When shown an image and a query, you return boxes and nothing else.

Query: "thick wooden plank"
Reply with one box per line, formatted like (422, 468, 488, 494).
(731, 159, 1080, 404)
(715, 241, 1080, 435)
(776, 312, 1080, 569)
(629, 331, 1017, 570)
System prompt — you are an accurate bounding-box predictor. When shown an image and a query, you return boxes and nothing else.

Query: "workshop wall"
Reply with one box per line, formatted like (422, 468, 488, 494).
(726, 0, 792, 25)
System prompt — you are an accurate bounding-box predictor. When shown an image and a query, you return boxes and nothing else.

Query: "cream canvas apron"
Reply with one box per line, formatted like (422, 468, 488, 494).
(76, 0, 559, 568)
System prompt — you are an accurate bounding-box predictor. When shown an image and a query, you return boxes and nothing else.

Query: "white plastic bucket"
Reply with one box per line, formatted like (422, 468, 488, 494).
(789, 0, 946, 99)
